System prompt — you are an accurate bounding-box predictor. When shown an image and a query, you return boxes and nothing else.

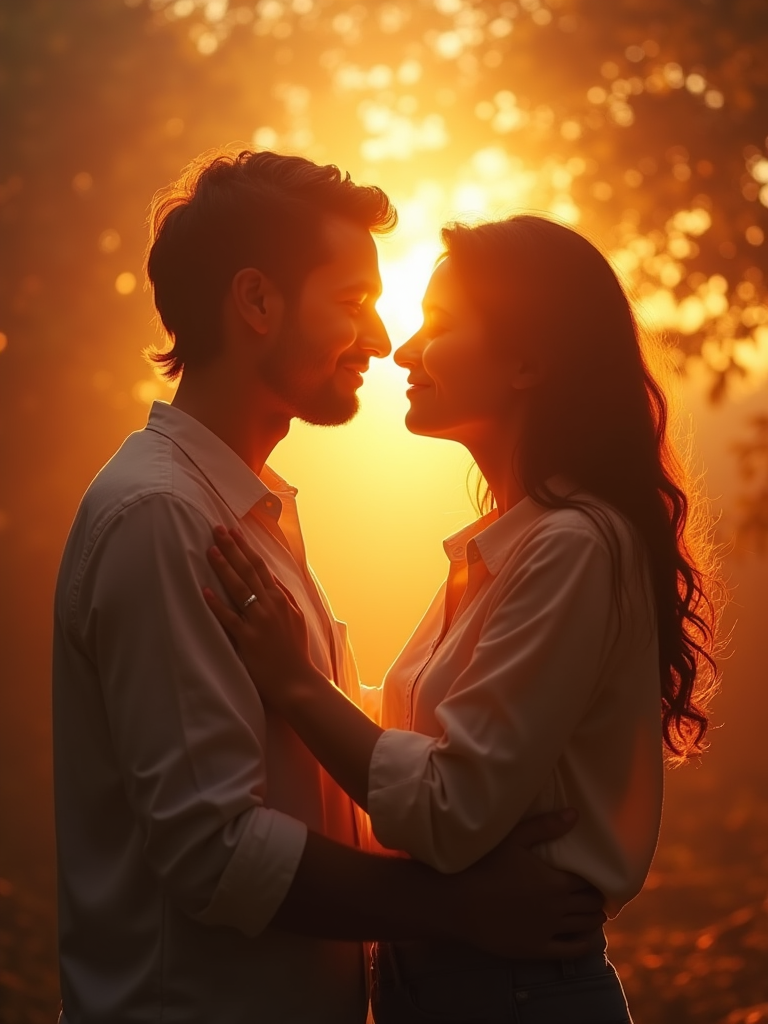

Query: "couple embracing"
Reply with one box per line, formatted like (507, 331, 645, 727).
(53, 149, 717, 1023)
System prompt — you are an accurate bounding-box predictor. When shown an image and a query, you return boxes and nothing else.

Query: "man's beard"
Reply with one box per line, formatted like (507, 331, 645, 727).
(260, 316, 360, 427)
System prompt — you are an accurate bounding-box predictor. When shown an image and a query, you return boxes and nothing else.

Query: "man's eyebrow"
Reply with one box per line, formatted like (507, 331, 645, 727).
(336, 278, 382, 298)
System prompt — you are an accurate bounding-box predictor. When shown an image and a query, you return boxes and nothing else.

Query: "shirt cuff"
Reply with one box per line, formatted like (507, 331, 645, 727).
(367, 728, 436, 856)
(194, 807, 308, 936)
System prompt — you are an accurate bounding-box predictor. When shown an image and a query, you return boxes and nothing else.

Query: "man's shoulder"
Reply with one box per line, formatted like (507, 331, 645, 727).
(67, 426, 219, 559)
(82, 426, 175, 521)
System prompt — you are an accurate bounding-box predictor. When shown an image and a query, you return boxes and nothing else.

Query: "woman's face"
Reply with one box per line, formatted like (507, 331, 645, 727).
(394, 257, 528, 443)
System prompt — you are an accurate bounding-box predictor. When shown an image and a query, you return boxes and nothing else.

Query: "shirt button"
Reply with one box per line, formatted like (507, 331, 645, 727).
(515, 990, 529, 1004)
(264, 499, 273, 507)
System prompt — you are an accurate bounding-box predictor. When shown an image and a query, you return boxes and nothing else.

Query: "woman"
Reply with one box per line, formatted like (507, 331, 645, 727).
(204, 215, 718, 1023)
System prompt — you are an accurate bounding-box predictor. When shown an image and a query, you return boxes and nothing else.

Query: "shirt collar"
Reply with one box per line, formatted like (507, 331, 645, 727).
(442, 496, 550, 576)
(144, 401, 287, 520)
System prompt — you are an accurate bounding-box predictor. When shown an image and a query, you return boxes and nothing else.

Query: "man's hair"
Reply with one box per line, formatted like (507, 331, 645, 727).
(145, 149, 397, 380)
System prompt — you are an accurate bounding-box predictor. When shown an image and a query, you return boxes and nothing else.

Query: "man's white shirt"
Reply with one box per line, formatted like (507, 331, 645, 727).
(53, 401, 368, 1023)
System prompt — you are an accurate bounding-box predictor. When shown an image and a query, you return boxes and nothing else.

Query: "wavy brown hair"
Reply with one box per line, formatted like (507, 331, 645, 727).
(445, 215, 721, 761)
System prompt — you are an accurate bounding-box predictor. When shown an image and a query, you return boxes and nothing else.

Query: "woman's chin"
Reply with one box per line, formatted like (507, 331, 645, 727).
(403, 408, 454, 440)
(403, 407, 431, 436)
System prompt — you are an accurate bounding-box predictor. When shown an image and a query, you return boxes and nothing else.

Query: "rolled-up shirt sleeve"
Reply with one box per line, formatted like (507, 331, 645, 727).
(73, 493, 307, 935)
(367, 524, 618, 873)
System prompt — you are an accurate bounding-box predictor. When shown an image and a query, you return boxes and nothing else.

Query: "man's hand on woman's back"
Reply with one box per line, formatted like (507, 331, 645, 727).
(450, 809, 606, 959)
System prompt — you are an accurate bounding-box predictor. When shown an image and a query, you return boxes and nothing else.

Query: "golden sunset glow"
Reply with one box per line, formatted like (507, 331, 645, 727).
(4, 4, 768, 1018)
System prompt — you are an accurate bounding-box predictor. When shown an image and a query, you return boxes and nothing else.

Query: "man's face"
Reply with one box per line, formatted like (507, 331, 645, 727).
(260, 216, 391, 426)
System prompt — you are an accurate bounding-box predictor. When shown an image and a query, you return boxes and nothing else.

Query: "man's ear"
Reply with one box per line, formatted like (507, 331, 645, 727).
(230, 267, 283, 335)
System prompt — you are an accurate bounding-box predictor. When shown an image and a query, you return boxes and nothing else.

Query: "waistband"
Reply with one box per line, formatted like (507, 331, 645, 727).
(381, 941, 610, 987)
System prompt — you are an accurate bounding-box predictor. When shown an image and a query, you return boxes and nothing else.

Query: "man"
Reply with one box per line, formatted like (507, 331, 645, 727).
(53, 149, 603, 1023)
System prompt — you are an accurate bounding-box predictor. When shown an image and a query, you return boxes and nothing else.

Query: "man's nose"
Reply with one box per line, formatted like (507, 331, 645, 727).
(361, 309, 392, 359)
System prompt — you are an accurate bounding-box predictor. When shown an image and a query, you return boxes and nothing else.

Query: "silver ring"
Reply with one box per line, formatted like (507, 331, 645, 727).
(242, 594, 258, 610)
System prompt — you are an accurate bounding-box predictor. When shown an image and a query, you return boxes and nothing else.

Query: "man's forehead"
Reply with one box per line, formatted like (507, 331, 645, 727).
(321, 216, 379, 260)
(316, 215, 382, 288)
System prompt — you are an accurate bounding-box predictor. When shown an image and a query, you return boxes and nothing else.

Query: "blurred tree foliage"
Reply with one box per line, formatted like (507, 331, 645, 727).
(733, 414, 768, 550)
(1, 0, 768, 546)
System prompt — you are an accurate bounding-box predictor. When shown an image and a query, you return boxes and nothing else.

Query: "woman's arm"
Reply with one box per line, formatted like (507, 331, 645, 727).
(366, 520, 640, 874)
(204, 526, 382, 810)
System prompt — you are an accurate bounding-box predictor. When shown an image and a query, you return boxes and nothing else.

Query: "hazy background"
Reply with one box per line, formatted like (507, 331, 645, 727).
(1, 2, 767, 1021)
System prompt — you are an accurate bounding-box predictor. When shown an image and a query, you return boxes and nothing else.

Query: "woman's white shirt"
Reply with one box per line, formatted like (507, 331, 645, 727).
(367, 496, 663, 918)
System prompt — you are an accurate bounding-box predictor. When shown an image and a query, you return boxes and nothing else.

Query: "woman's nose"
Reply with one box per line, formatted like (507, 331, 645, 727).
(394, 331, 421, 368)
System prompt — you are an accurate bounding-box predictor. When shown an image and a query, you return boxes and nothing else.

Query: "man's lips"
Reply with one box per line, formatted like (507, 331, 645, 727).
(340, 364, 368, 387)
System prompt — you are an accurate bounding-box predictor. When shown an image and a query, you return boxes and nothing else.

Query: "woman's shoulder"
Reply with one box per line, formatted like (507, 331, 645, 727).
(527, 494, 636, 552)
(525, 497, 652, 611)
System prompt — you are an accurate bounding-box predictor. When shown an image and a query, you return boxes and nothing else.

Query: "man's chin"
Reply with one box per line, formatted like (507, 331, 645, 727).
(296, 393, 360, 427)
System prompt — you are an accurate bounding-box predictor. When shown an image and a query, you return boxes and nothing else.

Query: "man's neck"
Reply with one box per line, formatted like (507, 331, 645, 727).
(171, 369, 291, 475)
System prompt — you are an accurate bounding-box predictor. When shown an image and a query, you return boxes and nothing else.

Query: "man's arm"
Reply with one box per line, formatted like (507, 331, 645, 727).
(77, 494, 308, 933)
(273, 812, 605, 959)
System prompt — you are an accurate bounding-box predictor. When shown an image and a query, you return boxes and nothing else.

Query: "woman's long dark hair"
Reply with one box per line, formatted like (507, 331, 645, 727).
(444, 215, 720, 762)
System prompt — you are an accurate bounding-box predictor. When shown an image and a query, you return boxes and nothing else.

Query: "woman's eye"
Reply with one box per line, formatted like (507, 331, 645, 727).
(425, 319, 447, 336)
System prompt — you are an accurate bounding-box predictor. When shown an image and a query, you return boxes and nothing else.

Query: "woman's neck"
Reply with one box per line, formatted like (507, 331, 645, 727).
(466, 422, 527, 517)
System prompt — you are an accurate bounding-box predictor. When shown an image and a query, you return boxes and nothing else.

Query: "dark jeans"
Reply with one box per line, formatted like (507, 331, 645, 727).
(370, 941, 633, 1024)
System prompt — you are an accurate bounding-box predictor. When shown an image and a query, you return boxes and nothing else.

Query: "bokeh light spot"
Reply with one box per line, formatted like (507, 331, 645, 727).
(196, 31, 218, 54)
(592, 181, 613, 201)
(252, 125, 279, 148)
(0, 332, 8, 354)
(686, 73, 707, 94)
(72, 172, 93, 194)
(115, 272, 137, 295)
(664, 63, 684, 88)
(132, 379, 166, 405)
(98, 229, 121, 254)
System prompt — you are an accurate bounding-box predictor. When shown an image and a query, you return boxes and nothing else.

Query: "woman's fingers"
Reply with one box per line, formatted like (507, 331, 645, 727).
(229, 528, 277, 592)
(545, 929, 606, 959)
(214, 528, 266, 591)
(207, 541, 265, 611)
(564, 890, 606, 916)
(560, 910, 607, 932)
(203, 586, 246, 640)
